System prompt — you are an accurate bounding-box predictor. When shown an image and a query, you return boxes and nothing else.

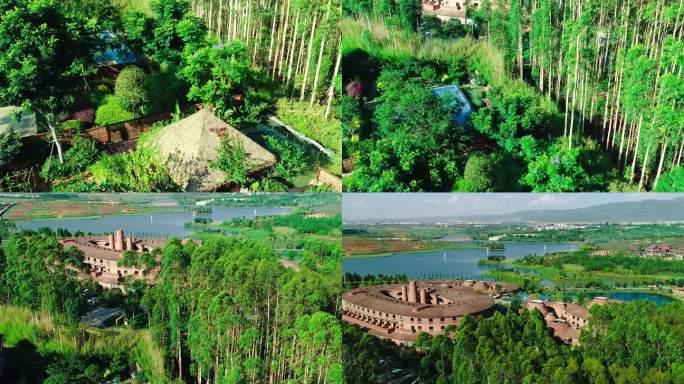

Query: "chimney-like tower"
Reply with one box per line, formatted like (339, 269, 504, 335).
(407, 281, 417, 303)
(401, 285, 408, 301)
(114, 229, 124, 251)
(108, 234, 114, 249)
(126, 236, 133, 251)
(419, 288, 427, 304)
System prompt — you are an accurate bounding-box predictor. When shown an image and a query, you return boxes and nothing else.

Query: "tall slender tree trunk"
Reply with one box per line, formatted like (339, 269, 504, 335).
(629, 114, 643, 183)
(654, 141, 668, 190)
(285, 12, 300, 90)
(638, 142, 651, 191)
(300, 13, 317, 101)
(325, 45, 342, 119)
(309, 34, 327, 107)
(267, 0, 279, 65)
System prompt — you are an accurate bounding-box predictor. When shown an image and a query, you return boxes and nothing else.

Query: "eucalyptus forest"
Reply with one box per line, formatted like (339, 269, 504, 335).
(342, 0, 684, 191)
(0, 196, 343, 383)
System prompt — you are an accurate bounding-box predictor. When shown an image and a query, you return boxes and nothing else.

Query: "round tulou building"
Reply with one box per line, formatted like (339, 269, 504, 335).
(342, 280, 520, 345)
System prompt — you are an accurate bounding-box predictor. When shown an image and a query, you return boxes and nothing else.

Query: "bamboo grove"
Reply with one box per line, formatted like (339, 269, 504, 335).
(481, 0, 684, 191)
(189, 0, 342, 117)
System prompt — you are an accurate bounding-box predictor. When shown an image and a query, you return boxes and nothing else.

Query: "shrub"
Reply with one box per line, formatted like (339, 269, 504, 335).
(95, 95, 136, 126)
(249, 177, 289, 192)
(145, 65, 185, 115)
(265, 136, 307, 179)
(88, 82, 113, 107)
(211, 137, 251, 186)
(654, 166, 684, 192)
(456, 153, 495, 192)
(88, 146, 175, 192)
(61, 120, 84, 131)
(114, 66, 149, 114)
(40, 137, 101, 180)
(0, 130, 22, 170)
(520, 137, 612, 192)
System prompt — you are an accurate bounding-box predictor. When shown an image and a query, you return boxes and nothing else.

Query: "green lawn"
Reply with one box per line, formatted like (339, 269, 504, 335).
(113, 0, 152, 14)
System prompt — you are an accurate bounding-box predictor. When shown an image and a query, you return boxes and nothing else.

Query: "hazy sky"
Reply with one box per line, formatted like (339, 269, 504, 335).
(342, 193, 683, 221)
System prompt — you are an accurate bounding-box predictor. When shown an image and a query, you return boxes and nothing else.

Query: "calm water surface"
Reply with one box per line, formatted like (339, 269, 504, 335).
(524, 291, 679, 305)
(14, 206, 290, 237)
(343, 242, 579, 279)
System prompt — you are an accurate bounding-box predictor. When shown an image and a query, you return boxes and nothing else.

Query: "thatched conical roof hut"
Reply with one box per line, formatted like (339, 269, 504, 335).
(145, 109, 275, 191)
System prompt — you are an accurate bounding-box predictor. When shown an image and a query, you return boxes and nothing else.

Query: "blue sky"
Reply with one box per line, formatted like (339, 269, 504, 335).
(342, 193, 683, 221)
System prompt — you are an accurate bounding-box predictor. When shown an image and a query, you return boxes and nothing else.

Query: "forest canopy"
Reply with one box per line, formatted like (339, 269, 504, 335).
(341, 0, 684, 192)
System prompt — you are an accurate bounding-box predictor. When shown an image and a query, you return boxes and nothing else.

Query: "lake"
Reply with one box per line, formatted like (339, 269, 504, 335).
(524, 291, 678, 305)
(13, 206, 291, 237)
(343, 242, 579, 279)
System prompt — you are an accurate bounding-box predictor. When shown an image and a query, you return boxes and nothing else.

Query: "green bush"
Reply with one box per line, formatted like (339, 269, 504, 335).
(265, 135, 307, 179)
(61, 119, 84, 131)
(455, 153, 495, 192)
(95, 95, 136, 126)
(520, 137, 612, 192)
(0, 130, 22, 170)
(654, 166, 684, 192)
(40, 137, 101, 180)
(88, 82, 113, 107)
(88, 146, 175, 192)
(249, 177, 289, 192)
(114, 66, 149, 114)
(145, 65, 185, 115)
(211, 137, 251, 186)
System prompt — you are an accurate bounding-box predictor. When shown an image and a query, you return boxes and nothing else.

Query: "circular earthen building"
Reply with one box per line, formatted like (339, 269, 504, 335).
(342, 280, 519, 344)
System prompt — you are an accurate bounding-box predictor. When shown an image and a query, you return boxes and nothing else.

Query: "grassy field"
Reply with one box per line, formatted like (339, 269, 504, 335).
(343, 237, 482, 257)
(1, 199, 184, 220)
(344, 224, 472, 240)
(342, 17, 505, 84)
(113, 0, 151, 14)
(486, 258, 684, 287)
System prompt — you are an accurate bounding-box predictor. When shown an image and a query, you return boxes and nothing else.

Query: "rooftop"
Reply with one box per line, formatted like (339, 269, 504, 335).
(343, 280, 519, 318)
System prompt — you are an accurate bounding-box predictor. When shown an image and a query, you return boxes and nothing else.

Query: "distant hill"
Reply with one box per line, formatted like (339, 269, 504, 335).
(474, 196, 684, 223)
(354, 197, 684, 224)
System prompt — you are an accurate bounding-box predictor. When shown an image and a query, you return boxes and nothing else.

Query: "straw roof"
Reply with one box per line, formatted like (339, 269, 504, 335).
(145, 109, 275, 191)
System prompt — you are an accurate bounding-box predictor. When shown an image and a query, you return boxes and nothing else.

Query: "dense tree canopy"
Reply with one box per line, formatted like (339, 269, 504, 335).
(345, 73, 461, 191)
(181, 41, 274, 126)
(0, 0, 101, 163)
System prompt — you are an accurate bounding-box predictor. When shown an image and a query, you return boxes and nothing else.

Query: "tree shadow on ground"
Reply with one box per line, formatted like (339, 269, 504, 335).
(2, 339, 49, 384)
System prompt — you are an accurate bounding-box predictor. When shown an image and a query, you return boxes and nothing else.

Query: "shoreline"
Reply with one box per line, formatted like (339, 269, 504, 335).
(343, 243, 486, 258)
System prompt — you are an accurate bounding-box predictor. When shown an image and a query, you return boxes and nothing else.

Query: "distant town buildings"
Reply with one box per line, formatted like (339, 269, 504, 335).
(422, 0, 479, 22)
(639, 243, 684, 260)
(342, 280, 520, 345)
(304, 212, 335, 219)
(535, 223, 587, 231)
(526, 297, 614, 346)
(59, 229, 167, 289)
